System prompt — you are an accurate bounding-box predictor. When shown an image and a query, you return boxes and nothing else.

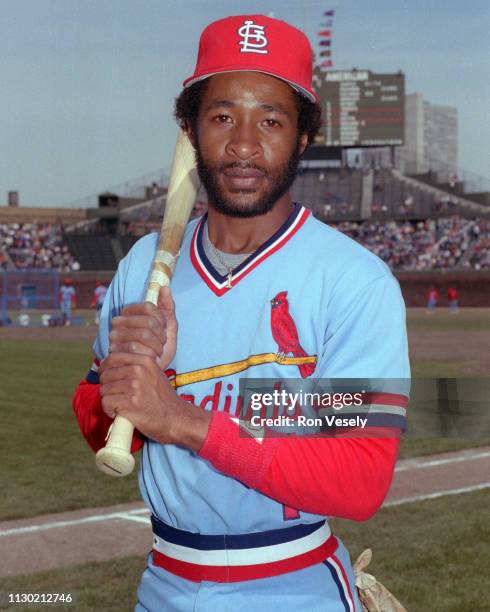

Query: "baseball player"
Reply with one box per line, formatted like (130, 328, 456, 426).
(426, 285, 439, 313)
(447, 286, 459, 313)
(59, 277, 76, 326)
(73, 15, 410, 611)
(91, 281, 108, 324)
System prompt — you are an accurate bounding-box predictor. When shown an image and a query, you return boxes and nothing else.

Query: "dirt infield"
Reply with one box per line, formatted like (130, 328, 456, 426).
(1, 446, 489, 578)
(408, 330, 490, 374)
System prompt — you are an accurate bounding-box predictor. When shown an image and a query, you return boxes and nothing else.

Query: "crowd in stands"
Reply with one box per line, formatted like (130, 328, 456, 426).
(433, 216, 478, 269)
(0, 223, 80, 272)
(332, 216, 483, 271)
(466, 222, 490, 270)
(0, 214, 489, 272)
(335, 219, 436, 270)
(0, 249, 9, 270)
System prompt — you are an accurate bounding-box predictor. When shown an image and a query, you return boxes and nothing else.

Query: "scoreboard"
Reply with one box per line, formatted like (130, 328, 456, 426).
(313, 69, 405, 147)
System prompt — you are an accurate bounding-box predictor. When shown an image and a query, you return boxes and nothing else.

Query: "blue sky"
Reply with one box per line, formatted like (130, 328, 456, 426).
(1, 0, 489, 207)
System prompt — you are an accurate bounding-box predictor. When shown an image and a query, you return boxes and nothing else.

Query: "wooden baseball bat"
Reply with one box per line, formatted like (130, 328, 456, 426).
(95, 130, 200, 477)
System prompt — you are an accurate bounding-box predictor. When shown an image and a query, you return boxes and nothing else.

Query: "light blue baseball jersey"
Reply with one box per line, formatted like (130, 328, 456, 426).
(59, 285, 75, 306)
(94, 204, 410, 536)
(94, 284, 108, 307)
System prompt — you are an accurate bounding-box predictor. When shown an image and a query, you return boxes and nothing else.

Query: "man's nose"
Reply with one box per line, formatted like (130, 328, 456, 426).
(225, 122, 262, 161)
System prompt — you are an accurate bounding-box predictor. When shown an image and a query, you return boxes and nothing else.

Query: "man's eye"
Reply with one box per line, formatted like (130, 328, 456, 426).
(214, 115, 232, 123)
(263, 119, 280, 128)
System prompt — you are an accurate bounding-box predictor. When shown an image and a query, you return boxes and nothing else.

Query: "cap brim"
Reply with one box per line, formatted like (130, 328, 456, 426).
(183, 69, 318, 103)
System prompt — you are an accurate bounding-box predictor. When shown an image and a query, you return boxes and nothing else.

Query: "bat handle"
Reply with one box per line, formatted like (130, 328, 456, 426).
(95, 417, 136, 477)
(95, 285, 167, 477)
(95, 285, 166, 478)
(95, 274, 166, 478)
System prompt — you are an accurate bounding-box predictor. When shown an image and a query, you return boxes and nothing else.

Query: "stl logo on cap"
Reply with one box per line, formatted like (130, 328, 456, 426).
(238, 19, 268, 54)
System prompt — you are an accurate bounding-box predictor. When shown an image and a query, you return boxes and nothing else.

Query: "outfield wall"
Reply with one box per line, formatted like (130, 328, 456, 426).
(2, 270, 489, 309)
(66, 270, 490, 308)
(396, 271, 490, 307)
(62, 271, 114, 309)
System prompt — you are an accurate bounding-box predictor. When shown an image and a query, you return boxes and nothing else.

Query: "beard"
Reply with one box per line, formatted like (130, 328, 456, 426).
(195, 137, 303, 218)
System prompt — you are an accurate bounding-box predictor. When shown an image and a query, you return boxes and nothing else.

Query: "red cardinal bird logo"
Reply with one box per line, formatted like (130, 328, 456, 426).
(270, 291, 316, 378)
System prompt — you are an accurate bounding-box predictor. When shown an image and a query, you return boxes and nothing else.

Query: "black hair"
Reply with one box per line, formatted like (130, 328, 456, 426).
(174, 78, 322, 149)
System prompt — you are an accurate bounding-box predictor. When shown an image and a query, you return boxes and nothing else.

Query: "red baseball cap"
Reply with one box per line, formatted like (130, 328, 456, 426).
(183, 15, 318, 103)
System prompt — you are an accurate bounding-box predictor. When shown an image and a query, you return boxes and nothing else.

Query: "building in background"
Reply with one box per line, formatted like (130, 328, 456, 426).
(402, 92, 458, 179)
(361, 92, 458, 181)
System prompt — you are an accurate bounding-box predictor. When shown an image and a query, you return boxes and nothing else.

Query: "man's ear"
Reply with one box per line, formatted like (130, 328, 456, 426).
(298, 133, 309, 157)
(184, 123, 198, 151)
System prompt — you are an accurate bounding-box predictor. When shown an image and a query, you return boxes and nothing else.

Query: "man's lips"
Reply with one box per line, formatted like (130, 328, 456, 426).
(222, 167, 265, 178)
(221, 167, 266, 190)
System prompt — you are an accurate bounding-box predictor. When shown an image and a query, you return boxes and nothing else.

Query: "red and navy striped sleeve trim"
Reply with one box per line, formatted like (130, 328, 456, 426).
(317, 391, 409, 433)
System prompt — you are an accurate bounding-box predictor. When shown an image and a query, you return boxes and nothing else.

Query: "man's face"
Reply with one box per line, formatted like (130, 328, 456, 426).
(193, 72, 307, 218)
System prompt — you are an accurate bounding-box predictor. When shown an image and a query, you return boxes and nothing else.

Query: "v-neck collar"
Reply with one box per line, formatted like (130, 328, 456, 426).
(190, 203, 310, 297)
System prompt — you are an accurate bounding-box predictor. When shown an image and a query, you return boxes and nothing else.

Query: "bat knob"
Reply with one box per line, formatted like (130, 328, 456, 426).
(95, 447, 135, 477)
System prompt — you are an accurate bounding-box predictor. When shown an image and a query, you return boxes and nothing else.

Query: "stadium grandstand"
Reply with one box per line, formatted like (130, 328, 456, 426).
(2, 154, 489, 273)
(1, 153, 489, 314)
(1, 102, 490, 315)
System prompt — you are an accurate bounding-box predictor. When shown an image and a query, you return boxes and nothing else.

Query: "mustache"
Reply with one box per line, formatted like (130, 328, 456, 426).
(217, 162, 271, 177)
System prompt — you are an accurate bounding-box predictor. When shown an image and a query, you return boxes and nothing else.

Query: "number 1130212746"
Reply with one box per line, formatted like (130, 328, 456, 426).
(2, 592, 74, 606)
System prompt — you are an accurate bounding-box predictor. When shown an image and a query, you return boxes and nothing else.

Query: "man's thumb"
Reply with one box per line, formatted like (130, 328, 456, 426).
(157, 286, 174, 316)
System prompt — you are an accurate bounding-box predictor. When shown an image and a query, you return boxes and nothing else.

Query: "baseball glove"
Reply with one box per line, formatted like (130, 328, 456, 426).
(353, 549, 407, 612)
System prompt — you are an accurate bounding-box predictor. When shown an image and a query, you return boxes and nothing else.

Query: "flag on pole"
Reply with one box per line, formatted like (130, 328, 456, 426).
(318, 9, 335, 70)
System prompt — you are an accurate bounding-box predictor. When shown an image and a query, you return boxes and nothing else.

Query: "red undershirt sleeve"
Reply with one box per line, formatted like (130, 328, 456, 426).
(72, 379, 144, 454)
(198, 411, 399, 521)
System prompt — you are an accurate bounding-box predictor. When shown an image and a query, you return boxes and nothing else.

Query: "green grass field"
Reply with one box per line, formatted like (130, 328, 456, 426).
(407, 308, 490, 378)
(1, 490, 488, 611)
(0, 309, 489, 610)
(406, 307, 490, 332)
(0, 340, 141, 521)
(1, 307, 489, 520)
